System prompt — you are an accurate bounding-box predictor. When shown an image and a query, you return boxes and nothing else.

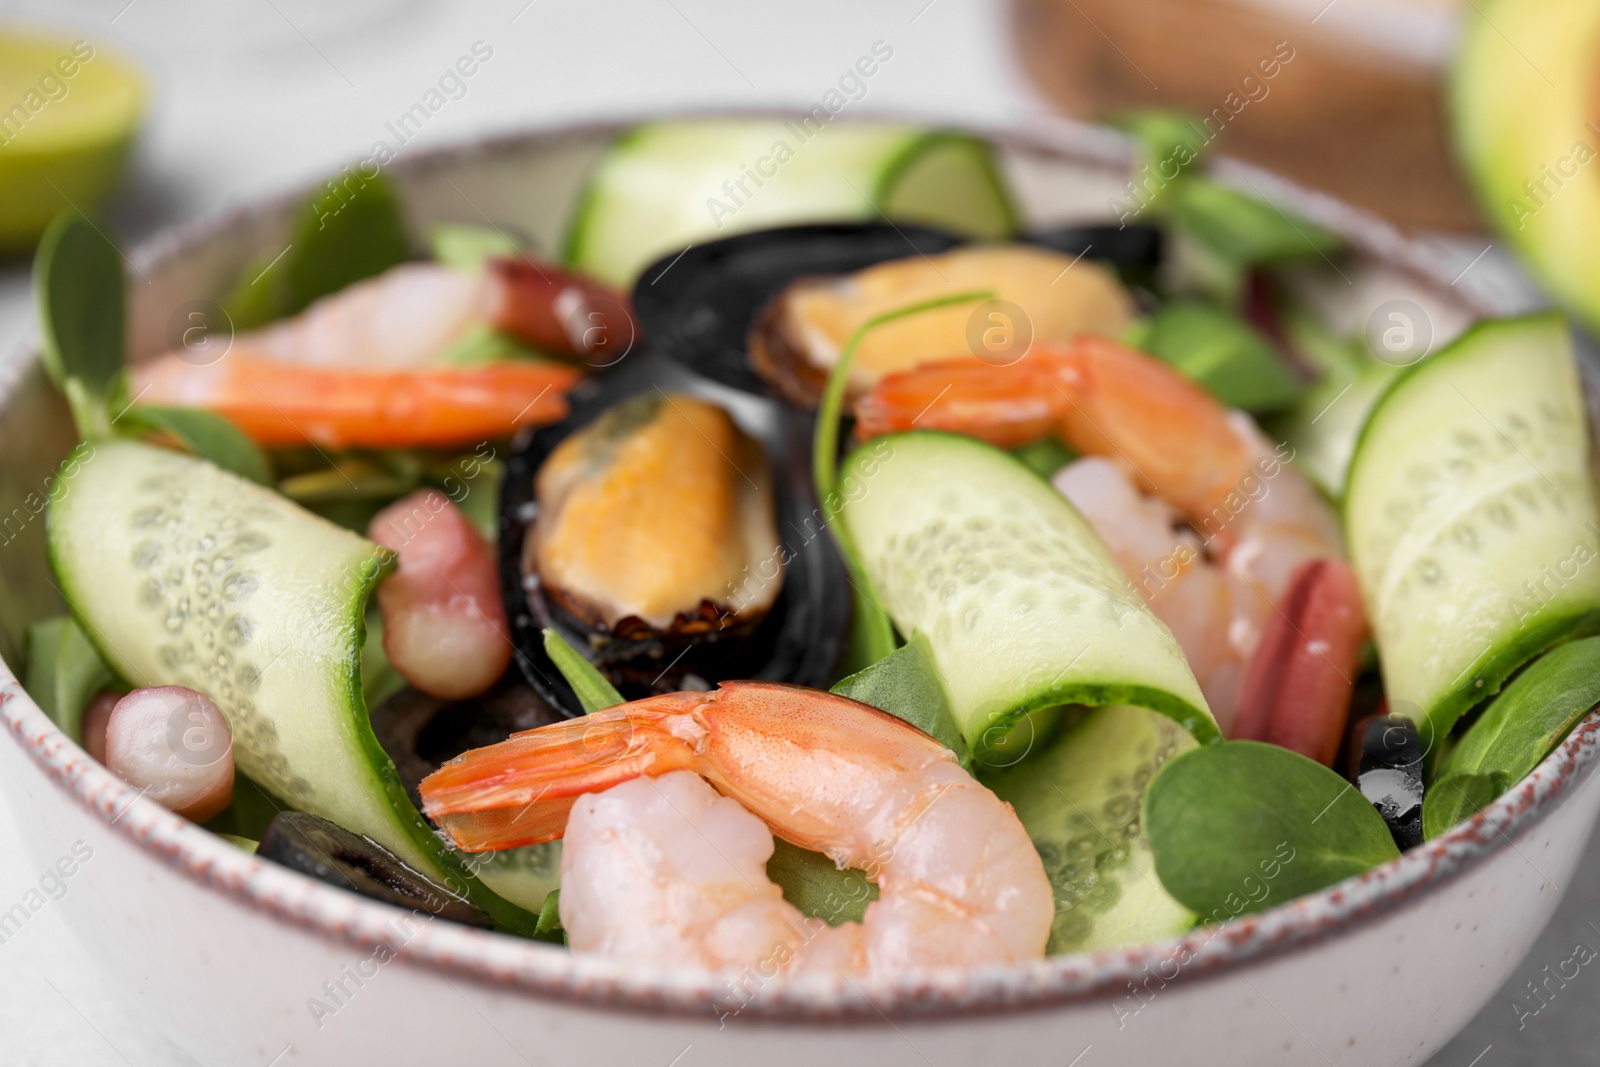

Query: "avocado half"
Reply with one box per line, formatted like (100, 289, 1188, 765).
(1450, 0, 1600, 333)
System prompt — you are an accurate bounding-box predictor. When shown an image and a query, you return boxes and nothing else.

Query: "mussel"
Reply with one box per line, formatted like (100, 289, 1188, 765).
(530, 390, 779, 647)
(499, 353, 850, 717)
(749, 243, 1135, 406)
(258, 810, 493, 928)
(631, 222, 962, 396)
(633, 221, 1163, 405)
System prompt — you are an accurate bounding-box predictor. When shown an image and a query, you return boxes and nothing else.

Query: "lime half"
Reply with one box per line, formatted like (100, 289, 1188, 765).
(0, 30, 145, 251)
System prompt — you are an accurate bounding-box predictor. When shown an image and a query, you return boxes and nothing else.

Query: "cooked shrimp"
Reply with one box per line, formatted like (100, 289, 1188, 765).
(228, 263, 485, 370)
(419, 681, 1053, 973)
(175, 259, 637, 370)
(1054, 457, 1252, 721)
(130, 356, 578, 449)
(857, 337, 1366, 758)
(370, 490, 511, 701)
(130, 255, 637, 447)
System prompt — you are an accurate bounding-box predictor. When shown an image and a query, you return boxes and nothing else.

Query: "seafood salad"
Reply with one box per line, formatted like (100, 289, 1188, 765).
(24, 118, 1600, 978)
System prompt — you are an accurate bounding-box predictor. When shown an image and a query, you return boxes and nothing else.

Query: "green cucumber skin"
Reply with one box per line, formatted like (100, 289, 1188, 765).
(47, 441, 536, 932)
(982, 705, 1197, 953)
(1345, 313, 1600, 743)
(563, 121, 1016, 286)
(870, 132, 1020, 238)
(840, 431, 1216, 749)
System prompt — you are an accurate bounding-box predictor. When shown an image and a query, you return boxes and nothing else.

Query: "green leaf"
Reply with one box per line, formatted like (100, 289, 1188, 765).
(23, 616, 114, 741)
(1010, 438, 1077, 480)
(766, 838, 877, 926)
(217, 254, 284, 328)
(123, 406, 273, 485)
(428, 224, 522, 273)
(34, 210, 125, 401)
(1280, 305, 1369, 380)
(1422, 772, 1505, 840)
(278, 457, 419, 504)
(439, 457, 502, 541)
(204, 772, 289, 841)
(1138, 300, 1305, 412)
(1116, 110, 1210, 202)
(1145, 741, 1399, 920)
(1420, 635, 1600, 839)
(360, 607, 407, 711)
(1265, 311, 1401, 499)
(830, 632, 969, 763)
(1168, 179, 1344, 265)
(422, 454, 502, 543)
(542, 628, 624, 713)
(814, 289, 993, 673)
(222, 172, 410, 329)
(434, 323, 553, 366)
(532, 889, 565, 943)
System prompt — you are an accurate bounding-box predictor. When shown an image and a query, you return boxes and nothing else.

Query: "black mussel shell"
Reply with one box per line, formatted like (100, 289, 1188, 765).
(631, 220, 1166, 398)
(258, 810, 493, 928)
(1027, 223, 1164, 290)
(631, 222, 963, 395)
(499, 351, 851, 718)
(1024, 223, 1164, 281)
(1352, 713, 1425, 850)
(371, 674, 565, 811)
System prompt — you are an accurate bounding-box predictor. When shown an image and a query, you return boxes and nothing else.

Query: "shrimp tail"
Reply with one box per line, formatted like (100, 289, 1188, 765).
(419, 694, 703, 851)
(1232, 558, 1370, 765)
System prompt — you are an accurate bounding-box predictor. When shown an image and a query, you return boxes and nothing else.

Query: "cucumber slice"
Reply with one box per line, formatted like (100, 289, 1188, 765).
(1272, 364, 1397, 500)
(839, 431, 1216, 751)
(982, 705, 1196, 953)
(47, 441, 531, 926)
(564, 119, 1017, 286)
(465, 843, 562, 913)
(1345, 313, 1600, 742)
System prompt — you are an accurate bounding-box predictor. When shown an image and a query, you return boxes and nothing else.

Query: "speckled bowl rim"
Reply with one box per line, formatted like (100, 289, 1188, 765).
(2, 110, 1594, 1026)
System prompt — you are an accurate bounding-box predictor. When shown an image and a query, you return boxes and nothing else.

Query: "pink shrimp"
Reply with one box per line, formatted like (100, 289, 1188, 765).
(856, 337, 1368, 760)
(168, 258, 636, 371)
(419, 682, 1053, 973)
(369, 490, 511, 701)
(130, 255, 638, 449)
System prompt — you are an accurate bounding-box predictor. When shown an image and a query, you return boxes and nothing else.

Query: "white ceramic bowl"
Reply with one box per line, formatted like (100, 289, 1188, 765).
(2, 115, 1593, 1067)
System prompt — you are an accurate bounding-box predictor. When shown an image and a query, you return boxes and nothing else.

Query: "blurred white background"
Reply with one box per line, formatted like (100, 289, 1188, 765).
(0, 0, 1049, 356)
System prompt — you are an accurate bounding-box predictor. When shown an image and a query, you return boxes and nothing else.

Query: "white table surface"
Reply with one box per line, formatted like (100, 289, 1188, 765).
(0, 2, 1593, 1063)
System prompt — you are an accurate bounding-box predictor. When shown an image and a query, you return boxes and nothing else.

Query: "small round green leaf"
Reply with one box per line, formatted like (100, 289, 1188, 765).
(1145, 741, 1400, 921)
(1421, 772, 1505, 841)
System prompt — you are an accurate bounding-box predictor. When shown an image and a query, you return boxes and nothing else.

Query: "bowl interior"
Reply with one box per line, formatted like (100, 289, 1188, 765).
(0, 115, 1564, 1023)
(0, 116, 1505, 664)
